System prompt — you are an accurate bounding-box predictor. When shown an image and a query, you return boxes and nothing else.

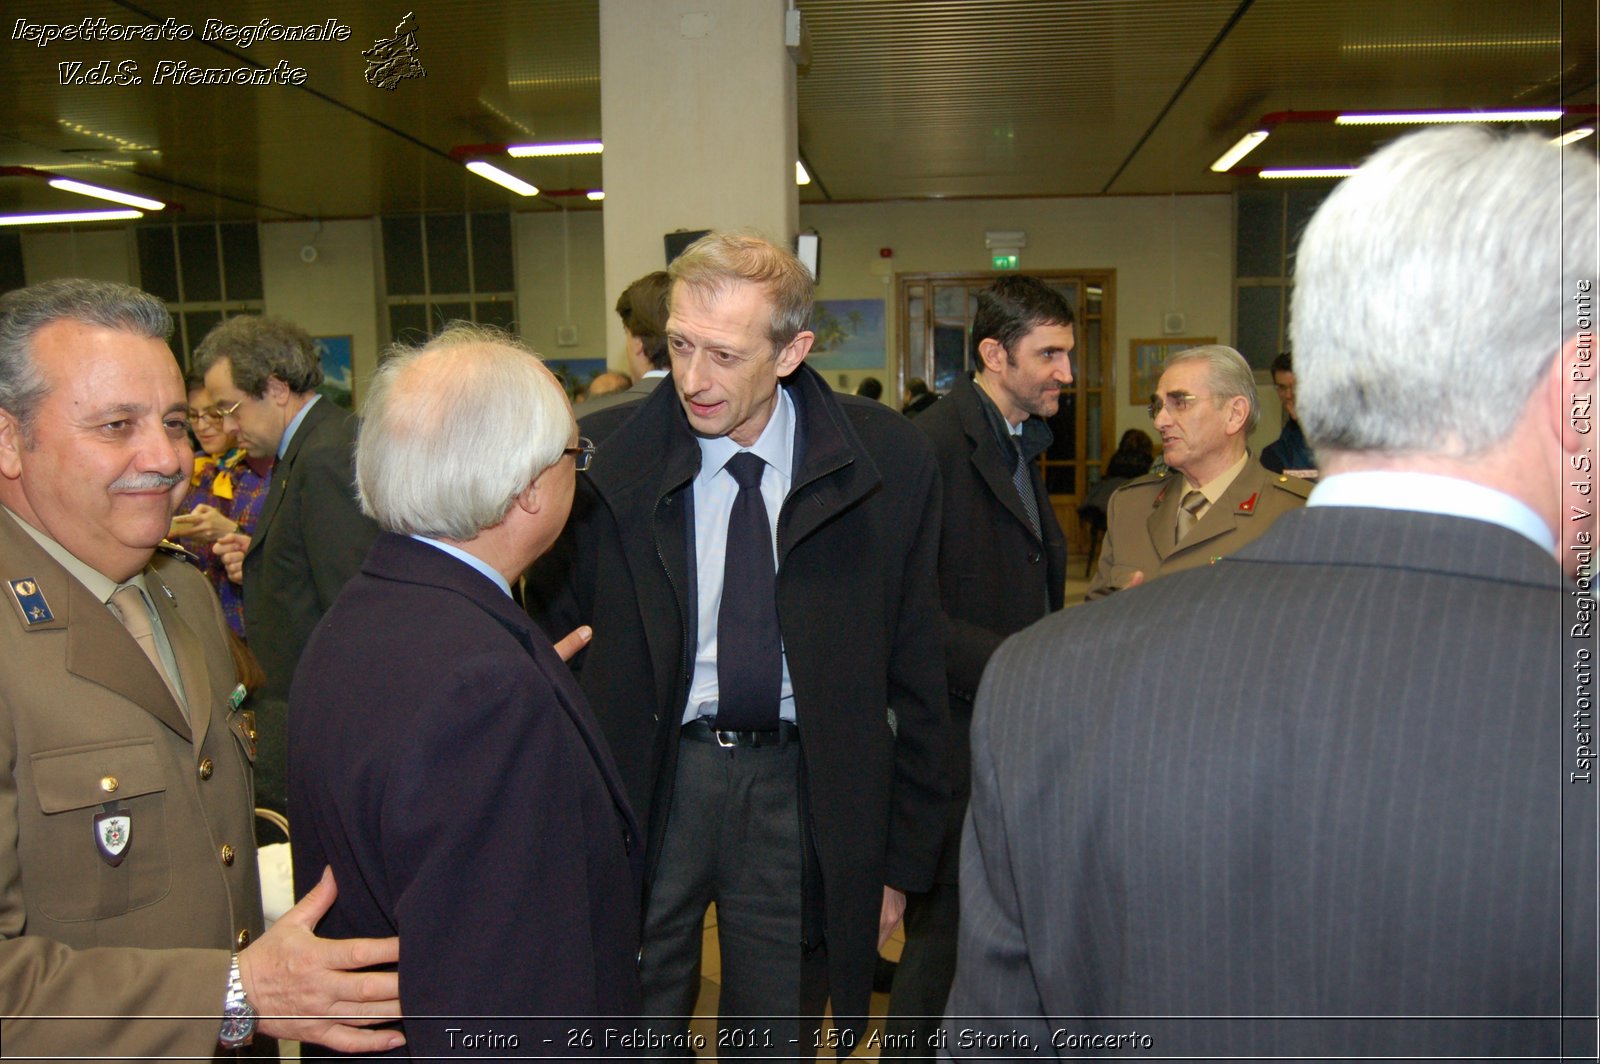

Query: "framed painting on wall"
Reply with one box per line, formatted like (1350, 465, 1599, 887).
(808, 299, 888, 372)
(1128, 337, 1216, 406)
(315, 336, 355, 409)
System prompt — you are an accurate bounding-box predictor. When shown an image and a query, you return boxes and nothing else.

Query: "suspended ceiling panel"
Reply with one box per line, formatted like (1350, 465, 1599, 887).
(0, 0, 1593, 223)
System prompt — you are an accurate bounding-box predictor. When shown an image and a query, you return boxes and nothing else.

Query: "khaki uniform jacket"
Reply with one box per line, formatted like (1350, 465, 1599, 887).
(1086, 457, 1311, 600)
(0, 512, 263, 1061)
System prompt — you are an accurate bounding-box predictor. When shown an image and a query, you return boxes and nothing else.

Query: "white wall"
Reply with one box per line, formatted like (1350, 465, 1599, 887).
(801, 194, 1249, 447)
(18, 196, 1289, 446)
(514, 209, 610, 371)
(599, 0, 798, 361)
(259, 219, 382, 402)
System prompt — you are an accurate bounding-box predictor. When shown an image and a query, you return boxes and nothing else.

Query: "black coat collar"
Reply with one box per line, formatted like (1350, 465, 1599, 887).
(586, 362, 882, 556)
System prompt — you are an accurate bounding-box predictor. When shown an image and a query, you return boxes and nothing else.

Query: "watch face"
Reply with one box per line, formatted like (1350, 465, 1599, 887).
(219, 1006, 257, 1047)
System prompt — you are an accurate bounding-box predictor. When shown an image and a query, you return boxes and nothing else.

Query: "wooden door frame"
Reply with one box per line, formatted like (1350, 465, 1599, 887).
(894, 269, 1117, 479)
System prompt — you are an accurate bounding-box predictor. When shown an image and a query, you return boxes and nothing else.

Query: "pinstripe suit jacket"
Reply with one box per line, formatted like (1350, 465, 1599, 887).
(944, 506, 1595, 1059)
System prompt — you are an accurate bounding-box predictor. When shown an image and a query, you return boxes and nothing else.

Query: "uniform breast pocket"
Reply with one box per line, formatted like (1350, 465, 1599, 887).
(27, 739, 172, 922)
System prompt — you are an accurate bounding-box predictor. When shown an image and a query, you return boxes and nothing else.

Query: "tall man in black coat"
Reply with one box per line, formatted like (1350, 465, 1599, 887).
(944, 127, 1598, 1059)
(198, 316, 377, 814)
(885, 277, 1071, 1057)
(290, 326, 642, 1057)
(527, 232, 949, 1056)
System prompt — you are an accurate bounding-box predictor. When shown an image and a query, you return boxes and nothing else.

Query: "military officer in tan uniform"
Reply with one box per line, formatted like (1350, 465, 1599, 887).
(0, 279, 403, 1059)
(1087, 345, 1309, 600)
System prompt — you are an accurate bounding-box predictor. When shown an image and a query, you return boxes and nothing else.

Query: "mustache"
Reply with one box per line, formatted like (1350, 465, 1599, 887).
(110, 471, 187, 491)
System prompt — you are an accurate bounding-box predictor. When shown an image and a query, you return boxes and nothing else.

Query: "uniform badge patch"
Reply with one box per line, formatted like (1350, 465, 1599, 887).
(7, 578, 53, 626)
(94, 808, 132, 866)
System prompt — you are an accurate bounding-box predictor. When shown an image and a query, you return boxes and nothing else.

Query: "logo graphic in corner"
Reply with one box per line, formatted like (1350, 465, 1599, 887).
(7, 577, 53, 625)
(362, 12, 426, 90)
(94, 809, 132, 866)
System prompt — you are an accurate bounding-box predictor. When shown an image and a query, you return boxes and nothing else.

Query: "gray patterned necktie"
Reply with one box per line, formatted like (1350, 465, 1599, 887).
(1011, 441, 1042, 539)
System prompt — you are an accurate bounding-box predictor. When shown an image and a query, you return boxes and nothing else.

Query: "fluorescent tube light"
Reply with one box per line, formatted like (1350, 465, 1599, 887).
(1552, 127, 1596, 147)
(0, 209, 144, 226)
(506, 141, 603, 157)
(1336, 109, 1563, 125)
(585, 190, 605, 201)
(465, 161, 539, 196)
(47, 178, 165, 211)
(1210, 131, 1269, 173)
(1340, 37, 1559, 53)
(1259, 168, 1359, 179)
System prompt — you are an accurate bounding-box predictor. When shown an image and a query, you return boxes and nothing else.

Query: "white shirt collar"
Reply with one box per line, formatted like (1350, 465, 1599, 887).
(409, 536, 513, 598)
(1308, 470, 1555, 555)
(278, 393, 321, 460)
(695, 384, 796, 481)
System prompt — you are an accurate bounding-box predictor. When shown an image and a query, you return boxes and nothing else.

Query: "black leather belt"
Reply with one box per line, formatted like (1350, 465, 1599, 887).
(681, 718, 799, 748)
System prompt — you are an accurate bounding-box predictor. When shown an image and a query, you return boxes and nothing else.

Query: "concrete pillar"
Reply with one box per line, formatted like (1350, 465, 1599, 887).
(599, 0, 799, 364)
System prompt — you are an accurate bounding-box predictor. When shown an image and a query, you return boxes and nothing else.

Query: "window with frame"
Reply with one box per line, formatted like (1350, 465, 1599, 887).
(1234, 188, 1329, 370)
(136, 222, 265, 368)
(380, 213, 516, 346)
(0, 233, 24, 297)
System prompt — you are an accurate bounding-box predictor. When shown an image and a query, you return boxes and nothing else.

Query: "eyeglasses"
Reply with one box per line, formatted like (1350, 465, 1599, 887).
(1147, 391, 1218, 419)
(214, 399, 244, 420)
(187, 407, 223, 425)
(563, 437, 595, 472)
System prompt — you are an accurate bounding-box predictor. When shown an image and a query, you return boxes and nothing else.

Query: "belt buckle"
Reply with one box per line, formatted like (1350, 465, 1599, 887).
(713, 729, 739, 749)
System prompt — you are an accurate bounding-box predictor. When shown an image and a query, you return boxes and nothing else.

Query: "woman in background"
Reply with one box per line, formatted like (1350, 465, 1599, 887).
(170, 373, 273, 638)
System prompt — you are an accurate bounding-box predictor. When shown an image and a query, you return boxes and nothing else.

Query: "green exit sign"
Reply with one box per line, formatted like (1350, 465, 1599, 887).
(992, 252, 1019, 270)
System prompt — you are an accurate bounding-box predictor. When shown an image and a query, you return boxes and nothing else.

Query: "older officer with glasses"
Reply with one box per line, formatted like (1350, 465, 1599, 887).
(1085, 344, 1309, 600)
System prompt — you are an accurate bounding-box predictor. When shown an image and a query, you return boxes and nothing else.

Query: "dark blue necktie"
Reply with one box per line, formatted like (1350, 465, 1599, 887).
(715, 452, 781, 730)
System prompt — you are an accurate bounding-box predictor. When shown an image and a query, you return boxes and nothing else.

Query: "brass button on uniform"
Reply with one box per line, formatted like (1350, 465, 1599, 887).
(100, 776, 118, 793)
(220, 843, 235, 866)
(236, 928, 251, 949)
(198, 759, 214, 781)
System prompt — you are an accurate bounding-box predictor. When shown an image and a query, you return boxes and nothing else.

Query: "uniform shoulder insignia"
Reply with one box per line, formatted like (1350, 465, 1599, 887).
(7, 577, 55, 626)
(1120, 470, 1168, 490)
(1273, 474, 1314, 499)
(154, 539, 199, 564)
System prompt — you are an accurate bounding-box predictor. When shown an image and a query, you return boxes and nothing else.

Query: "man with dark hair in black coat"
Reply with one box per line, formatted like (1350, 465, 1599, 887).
(883, 276, 1071, 1059)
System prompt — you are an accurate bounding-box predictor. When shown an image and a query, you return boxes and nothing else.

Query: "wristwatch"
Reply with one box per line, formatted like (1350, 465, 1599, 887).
(219, 953, 257, 1048)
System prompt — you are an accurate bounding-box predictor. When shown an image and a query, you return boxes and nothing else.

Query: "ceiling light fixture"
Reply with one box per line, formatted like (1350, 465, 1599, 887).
(506, 141, 603, 157)
(46, 178, 165, 211)
(465, 161, 539, 197)
(586, 190, 605, 201)
(55, 119, 155, 152)
(796, 161, 811, 186)
(45, 161, 138, 170)
(1336, 109, 1564, 125)
(1258, 168, 1359, 179)
(1339, 37, 1560, 53)
(0, 209, 144, 226)
(1552, 127, 1596, 147)
(1210, 131, 1269, 173)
